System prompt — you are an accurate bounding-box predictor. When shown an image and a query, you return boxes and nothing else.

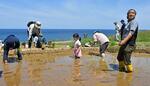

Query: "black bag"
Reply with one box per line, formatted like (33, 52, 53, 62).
(27, 21, 35, 27)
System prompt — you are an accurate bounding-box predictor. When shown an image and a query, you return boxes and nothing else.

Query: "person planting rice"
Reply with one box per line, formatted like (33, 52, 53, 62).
(73, 33, 82, 59)
(92, 31, 110, 59)
(117, 9, 138, 73)
(3, 35, 22, 64)
(27, 21, 42, 48)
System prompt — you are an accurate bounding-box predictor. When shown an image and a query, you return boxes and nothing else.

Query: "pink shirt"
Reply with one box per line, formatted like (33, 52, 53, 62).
(93, 33, 109, 45)
(73, 40, 82, 57)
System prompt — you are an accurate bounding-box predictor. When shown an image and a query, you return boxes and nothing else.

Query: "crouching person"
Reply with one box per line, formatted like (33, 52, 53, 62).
(3, 35, 22, 64)
(93, 31, 110, 59)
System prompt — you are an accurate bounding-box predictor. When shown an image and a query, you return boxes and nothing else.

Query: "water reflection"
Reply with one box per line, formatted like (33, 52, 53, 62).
(117, 72, 133, 86)
(89, 58, 109, 76)
(3, 62, 22, 86)
(72, 59, 81, 82)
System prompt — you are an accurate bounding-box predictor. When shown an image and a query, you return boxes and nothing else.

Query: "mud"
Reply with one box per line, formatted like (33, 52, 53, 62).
(0, 49, 150, 86)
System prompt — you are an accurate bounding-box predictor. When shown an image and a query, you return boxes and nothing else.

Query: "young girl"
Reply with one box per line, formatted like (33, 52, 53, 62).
(73, 33, 82, 59)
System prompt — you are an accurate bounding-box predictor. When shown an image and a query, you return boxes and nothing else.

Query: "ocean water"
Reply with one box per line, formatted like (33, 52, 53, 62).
(0, 29, 115, 42)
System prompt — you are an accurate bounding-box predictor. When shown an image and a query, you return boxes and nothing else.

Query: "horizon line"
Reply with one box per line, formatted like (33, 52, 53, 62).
(0, 28, 149, 30)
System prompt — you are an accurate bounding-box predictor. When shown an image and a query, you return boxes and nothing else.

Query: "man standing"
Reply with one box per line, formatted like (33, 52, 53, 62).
(27, 21, 42, 48)
(113, 20, 126, 41)
(114, 21, 121, 41)
(117, 9, 138, 72)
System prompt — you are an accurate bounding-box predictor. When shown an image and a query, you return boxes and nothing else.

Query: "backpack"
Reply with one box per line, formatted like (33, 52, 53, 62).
(27, 21, 35, 27)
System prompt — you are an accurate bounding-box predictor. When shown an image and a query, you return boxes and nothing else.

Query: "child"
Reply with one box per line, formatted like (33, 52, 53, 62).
(93, 31, 109, 59)
(3, 35, 22, 64)
(73, 33, 82, 59)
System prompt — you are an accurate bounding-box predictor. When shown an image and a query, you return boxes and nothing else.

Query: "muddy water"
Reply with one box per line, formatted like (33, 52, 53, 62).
(0, 54, 150, 86)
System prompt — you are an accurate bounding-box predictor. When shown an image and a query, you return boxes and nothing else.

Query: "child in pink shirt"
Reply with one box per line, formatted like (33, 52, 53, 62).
(73, 33, 82, 59)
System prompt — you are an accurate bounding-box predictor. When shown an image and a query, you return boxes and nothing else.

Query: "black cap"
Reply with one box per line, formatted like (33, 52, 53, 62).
(127, 9, 136, 15)
(73, 33, 79, 38)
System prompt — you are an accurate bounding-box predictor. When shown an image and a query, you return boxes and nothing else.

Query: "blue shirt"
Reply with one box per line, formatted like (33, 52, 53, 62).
(4, 35, 20, 49)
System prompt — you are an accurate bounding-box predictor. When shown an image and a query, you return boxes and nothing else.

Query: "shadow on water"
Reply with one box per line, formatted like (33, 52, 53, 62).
(109, 64, 119, 71)
(7, 57, 20, 63)
(88, 52, 100, 56)
(0, 71, 3, 78)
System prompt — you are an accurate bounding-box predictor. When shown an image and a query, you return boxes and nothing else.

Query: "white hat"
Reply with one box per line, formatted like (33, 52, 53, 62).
(35, 21, 41, 28)
(36, 21, 41, 25)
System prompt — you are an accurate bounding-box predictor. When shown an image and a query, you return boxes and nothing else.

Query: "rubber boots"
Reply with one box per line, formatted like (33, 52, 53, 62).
(119, 61, 126, 72)
(126, 64, 133, 73)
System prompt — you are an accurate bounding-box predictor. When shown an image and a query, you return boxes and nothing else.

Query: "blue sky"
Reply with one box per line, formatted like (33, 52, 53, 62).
(0, 0, 150, 29)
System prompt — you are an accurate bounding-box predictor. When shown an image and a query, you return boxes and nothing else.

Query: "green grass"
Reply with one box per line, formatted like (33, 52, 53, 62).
(109, 30, 150, 46)
(81, 38, 93, 45)
(137, 30, 150, 42)
(50, 30, 150, 49)
(107, 30, 150, 53)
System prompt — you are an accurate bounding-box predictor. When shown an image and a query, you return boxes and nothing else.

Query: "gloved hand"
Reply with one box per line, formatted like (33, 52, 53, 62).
(28, 37, 31, 41)
(39, 34, 43, 37)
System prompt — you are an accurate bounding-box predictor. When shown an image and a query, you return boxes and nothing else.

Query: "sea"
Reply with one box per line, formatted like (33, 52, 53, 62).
(0, 29, 115, 42)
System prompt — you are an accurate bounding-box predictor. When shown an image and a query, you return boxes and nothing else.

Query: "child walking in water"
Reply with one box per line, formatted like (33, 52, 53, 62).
(73, 33, 82, 59)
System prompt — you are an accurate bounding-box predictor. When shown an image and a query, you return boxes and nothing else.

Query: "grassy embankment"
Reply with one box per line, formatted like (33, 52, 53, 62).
(108, 30, 150, 53)
(19, 30, 150, 54)
(54, 30, 150, 53)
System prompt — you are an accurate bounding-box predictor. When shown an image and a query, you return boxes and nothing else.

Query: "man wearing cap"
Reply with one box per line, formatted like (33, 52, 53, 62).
(27, 21, 42, 48)
(117, 9, 139, 72)
(3, 35, 22, 64)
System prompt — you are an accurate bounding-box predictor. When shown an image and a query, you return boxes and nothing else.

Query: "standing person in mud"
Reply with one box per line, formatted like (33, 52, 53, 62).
(114, 22, 121, 41)
(117, 9, 138, 73)
(73, 33, 82, 59)
(114, 20, 126, 41)
(27, 21, 42, 48)
(3, 35, 22, 64)
(93, 31, 109, 59)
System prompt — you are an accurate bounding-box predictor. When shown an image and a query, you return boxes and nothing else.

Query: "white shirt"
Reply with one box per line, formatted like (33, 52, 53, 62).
(74, 40, 81, 48)
(0, 40, 4, 48)
(28, 24, 35, 40)
(93, 33, 109, 45)
(28, 24, 41, 40)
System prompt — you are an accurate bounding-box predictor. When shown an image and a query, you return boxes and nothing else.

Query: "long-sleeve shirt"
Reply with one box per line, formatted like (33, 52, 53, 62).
(28, 24, 41, 40)
(4, 35, 20, 49)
